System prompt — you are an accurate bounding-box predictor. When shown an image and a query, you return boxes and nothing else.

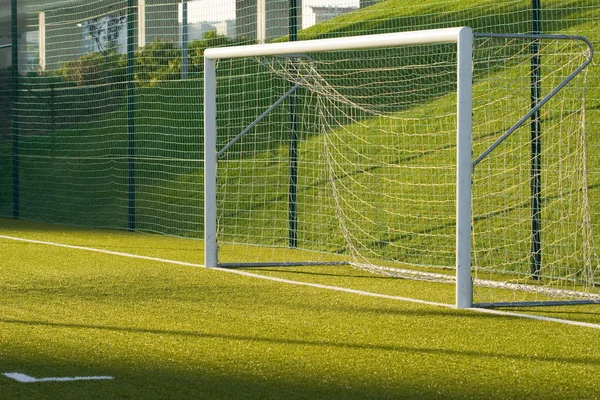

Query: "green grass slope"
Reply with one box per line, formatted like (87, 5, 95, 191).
(1, 0, 599, 281)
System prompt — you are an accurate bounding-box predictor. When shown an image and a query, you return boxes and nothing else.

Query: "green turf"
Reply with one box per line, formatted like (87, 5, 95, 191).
(1, 218, 600, 399)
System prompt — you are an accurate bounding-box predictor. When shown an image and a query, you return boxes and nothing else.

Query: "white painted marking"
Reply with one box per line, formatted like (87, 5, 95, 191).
(3, 373, 37, 383)
(3, 372, 113, 383)
(1, 234, 600, 330)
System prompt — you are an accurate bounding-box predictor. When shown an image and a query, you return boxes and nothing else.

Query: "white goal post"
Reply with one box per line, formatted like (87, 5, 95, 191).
(204, 27, 475, 308)
(203, 27, 597, 309)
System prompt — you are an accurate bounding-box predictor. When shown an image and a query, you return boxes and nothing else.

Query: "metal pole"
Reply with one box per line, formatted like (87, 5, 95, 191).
(181, 0, 188, 79)
(127, 0, 136, 230)
(455, 27, 474, 309)
(11, 0, 19, 219)
(204, 58, 218, 268)
(288, 0, 298, 248)
(530, 0, 542, 279)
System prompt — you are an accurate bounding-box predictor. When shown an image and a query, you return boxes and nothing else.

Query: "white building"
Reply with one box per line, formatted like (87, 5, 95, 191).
(213, 20, 236, 37)
(0, 0, 364, 71)
(302, 5, 357, 29)
(236, 0, 301, 43)
(80, 16, 128, 55)
(181, 20, 236, 42)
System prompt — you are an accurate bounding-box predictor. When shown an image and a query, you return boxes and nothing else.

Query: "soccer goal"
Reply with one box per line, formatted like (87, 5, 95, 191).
(203, 27, 599, 308)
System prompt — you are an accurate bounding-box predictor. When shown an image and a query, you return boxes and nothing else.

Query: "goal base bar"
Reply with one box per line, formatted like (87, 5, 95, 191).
(217, 261, 350, 268)
(473, 299, 600, 308)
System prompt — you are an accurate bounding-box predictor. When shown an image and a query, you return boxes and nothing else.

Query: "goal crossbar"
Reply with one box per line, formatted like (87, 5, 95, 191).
(203, 27, 469, 60)
(204, 27, 475, 308)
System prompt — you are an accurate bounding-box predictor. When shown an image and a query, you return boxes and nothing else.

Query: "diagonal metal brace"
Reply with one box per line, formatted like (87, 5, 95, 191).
(472, 32, 594, 169)
(216, 55, 314, 159)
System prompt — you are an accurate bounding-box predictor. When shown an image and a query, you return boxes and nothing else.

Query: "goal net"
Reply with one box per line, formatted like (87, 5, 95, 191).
(203, 28, 599, 307)
(470, 33, 598, 306)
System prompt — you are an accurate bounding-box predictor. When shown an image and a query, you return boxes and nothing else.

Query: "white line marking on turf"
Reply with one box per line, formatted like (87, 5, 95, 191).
(3, 372, 113, 383)
(2, 234, 600, 330)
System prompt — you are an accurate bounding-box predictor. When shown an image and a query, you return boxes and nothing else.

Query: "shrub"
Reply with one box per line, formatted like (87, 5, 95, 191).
(135, 39, 182, 84)
(60, 51, 126, 87)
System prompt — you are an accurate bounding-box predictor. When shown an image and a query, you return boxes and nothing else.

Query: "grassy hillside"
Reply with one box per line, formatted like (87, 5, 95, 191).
(295, 0, 595, 41)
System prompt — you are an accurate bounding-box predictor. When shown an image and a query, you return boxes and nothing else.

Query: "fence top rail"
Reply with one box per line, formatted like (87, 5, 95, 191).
(204, 27, 469, 60)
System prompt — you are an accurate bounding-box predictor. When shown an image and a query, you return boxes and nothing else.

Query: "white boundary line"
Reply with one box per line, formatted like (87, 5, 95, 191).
(2, 234, 600, 330)
(3, 372, 113, 383)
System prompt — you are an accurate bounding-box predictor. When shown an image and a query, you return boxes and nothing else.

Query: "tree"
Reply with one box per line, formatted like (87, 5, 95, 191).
(86, 14, 127, 85)
(88, 14, 127, 54)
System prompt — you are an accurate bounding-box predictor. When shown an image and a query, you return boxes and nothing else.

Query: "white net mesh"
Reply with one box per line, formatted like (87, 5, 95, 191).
(215, 42, 458, 267)
(471, 35, 599, 304)
(212, 34, 599, 305)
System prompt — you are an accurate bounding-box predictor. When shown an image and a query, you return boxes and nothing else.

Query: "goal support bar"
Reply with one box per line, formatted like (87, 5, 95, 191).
(472, 33, 594, 168)
(204, 27, 474, 308)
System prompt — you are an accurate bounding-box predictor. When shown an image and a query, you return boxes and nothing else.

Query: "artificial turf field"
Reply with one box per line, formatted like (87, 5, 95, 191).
(1, 218, 600, 399)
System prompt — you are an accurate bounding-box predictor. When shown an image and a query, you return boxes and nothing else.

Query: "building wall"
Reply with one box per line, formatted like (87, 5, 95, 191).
(213, 20, 236, 37)
(236, 0, 302, 43)
(3, 0, 364, 71)
(3, 0, 179, 71)
(145, 0, 178, 44)
(43, 0, 128, 70)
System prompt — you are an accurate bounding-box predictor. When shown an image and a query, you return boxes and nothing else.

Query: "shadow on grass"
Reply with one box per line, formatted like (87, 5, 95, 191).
(240, 267, 394, 280)
(0, 351, 549, 400)
(1, 316, 599, 368)
(504, 307, 600, 317)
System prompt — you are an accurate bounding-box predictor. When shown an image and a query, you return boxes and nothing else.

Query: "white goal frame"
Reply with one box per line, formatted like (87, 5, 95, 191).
(203, 27, 475, 308)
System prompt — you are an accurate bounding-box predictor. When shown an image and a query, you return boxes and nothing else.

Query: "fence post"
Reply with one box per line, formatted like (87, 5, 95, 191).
(182, 0, 188, 79)
(11, 0, 19, 220)
(127, 0, 136, 231)
(530, 0, 542, 279)
(288, 0, 299, 248)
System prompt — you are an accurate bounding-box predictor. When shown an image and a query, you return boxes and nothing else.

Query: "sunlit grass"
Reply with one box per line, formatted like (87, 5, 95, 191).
(1, 218, 600, 399)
